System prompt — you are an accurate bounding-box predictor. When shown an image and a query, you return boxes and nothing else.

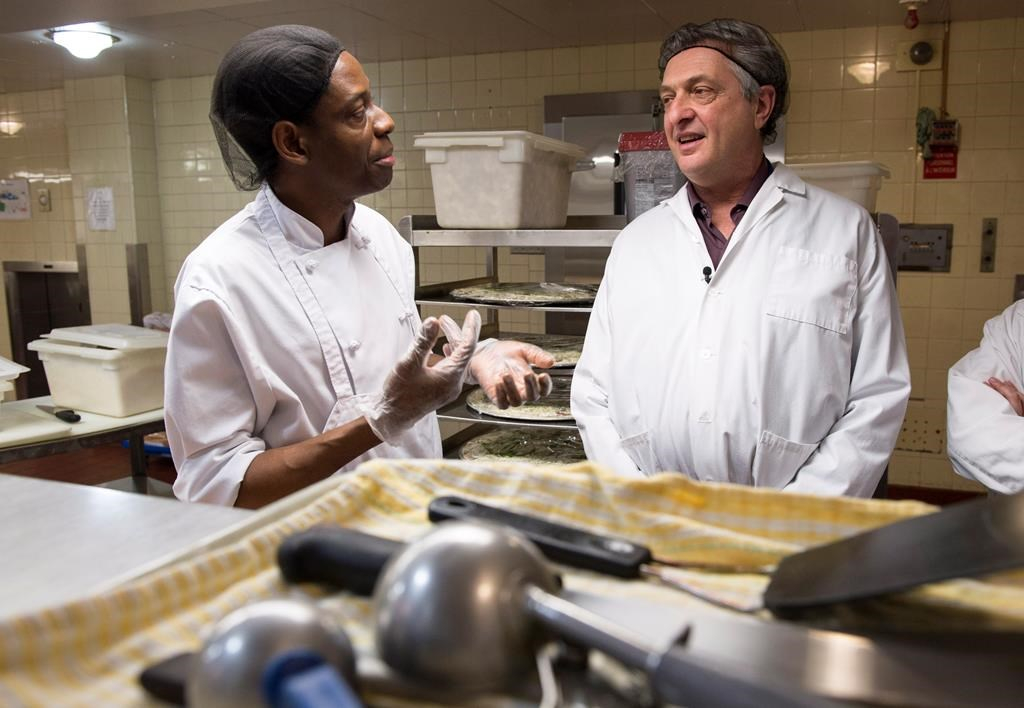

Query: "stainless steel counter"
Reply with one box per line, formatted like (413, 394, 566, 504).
(0, 474, 252, 618)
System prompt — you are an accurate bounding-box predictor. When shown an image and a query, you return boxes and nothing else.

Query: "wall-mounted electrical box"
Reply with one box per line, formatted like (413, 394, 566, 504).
(896, 223, 952, 271)
(36, 188, 51, 213)
(981, 217, 997, 273)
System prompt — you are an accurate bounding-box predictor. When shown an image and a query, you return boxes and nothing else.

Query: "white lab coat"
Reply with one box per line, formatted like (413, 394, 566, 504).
(571, 163, 910, 497)
(947, 301, 1024, 494)
(166, 184, 441, 505)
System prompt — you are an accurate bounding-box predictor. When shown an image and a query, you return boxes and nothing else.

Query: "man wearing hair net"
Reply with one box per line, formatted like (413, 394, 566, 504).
(166, 25, 553, 507)
(571, 19, 910, 497)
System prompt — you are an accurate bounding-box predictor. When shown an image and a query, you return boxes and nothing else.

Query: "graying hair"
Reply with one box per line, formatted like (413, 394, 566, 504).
(658, 18, 789, 145)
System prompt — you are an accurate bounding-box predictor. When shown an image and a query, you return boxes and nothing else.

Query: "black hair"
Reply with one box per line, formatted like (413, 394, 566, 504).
(210, 24, 345, 190)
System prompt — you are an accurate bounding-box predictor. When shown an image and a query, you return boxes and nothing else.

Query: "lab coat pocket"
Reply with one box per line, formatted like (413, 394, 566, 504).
(620, 431, 657, 475)
(765, 246, 856, 334)
(752, 430, 818, 489)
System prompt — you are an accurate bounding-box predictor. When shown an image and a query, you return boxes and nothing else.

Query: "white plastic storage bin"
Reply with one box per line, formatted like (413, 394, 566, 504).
(787, 161, 890, 212)
(414, 130, 586, 229)
(0, 356, 29, 401)
(27, 324, 168, 417)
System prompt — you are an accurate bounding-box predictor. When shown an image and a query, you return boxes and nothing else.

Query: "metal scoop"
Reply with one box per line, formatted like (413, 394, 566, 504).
(372, 521, 830, 707)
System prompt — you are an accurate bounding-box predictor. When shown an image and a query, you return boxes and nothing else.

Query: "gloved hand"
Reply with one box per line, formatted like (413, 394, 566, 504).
(363, 311, 480, 443)
(439, 315, 555, 409)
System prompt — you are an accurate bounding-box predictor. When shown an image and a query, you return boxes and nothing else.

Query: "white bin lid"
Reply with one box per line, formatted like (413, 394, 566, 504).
(787, 160, 891, 180)
(413, 130, 585, 159)
(42, 323, 169, 350)
(0, 355, 29, 382)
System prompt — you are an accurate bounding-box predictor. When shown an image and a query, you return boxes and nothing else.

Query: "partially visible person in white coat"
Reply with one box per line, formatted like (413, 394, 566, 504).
(947, 300, 1024, 494)
(166, 25, 553, 508)
(571, 19, 911, 497)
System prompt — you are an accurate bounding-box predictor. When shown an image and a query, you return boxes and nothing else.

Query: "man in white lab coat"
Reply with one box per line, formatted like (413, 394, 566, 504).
(947, 301, 1024, 494)
(571, 19, 910, 496)
(166, 25, 553, 507)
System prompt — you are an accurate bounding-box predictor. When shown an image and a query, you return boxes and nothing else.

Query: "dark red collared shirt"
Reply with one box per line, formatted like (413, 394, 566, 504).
(685, 157, 773, 269)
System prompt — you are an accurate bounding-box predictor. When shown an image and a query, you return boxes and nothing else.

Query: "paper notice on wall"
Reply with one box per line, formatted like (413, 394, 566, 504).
(86, 187, 115, 231)
(0, 179, 31, 220)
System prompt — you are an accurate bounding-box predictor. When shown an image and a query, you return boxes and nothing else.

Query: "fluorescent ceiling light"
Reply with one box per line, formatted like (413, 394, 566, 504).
(47, 23, 120, 60)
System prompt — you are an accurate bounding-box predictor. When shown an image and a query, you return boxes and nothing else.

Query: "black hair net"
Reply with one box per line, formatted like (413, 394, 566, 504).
(210, 25, 344, 191)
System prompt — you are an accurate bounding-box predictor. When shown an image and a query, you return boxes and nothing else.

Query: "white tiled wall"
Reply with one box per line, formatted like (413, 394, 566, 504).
(0, 88, 74, 359)
(65, 75, 139, 324)
(3, 17, 1024, 490)
(152, 76, 249, 302)
(126, 77, 168, 313)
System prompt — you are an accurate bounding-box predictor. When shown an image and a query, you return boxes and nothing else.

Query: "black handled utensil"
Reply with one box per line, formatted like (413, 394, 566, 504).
(141, 535, 390, 707)
(428, 495, 773, 578)
(36, 404, 81, 423)
(277, 525, 402, 596)
(427, 492, 1024, 616)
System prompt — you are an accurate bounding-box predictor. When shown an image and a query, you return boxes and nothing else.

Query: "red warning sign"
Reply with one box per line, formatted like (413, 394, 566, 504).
(923, 146, 957, 179)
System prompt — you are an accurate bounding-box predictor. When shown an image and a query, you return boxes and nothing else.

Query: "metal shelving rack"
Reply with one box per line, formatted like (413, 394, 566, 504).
(398, 214, 621, 456)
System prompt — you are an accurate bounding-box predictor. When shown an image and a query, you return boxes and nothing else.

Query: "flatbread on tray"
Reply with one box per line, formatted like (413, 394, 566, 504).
(466, 377, 574, 421)
(459, 427, 586, 466)
(450, 282, 598, 307)
(507, 333, 583, 368)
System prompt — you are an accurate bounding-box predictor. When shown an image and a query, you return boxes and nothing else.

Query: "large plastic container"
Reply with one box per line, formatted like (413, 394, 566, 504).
(27, 324, 168, 417)
(0, 356, 29, 405)
(414, 131, 586, 229)
(787, 161, 890, 212)
(617, 131, 684, 223)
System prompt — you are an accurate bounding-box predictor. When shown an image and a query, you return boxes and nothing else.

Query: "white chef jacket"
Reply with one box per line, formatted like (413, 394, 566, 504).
(947, 301, 1024, 494)
(571, 163, 910, 497)
(166, 184, 441, 505)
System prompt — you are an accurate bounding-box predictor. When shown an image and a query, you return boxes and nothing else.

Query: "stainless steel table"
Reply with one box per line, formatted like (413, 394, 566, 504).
(0, 396, 165, 493)
(0, 474, 252, 618)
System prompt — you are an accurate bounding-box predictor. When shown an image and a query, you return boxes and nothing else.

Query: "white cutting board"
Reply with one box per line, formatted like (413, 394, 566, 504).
(0, 409, 72, 446)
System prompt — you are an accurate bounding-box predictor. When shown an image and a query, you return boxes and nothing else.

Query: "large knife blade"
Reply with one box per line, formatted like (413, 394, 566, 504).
(764, 488, 1024, 614)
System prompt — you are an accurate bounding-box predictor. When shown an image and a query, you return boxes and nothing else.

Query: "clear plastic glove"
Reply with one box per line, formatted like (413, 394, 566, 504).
(439, 315, 555, 410)
(363, 311, 480, 443)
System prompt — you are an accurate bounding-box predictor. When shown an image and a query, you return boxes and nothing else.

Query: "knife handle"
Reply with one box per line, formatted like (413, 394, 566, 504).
(428, 495, 650, 578)
(276, 526, 402, 596)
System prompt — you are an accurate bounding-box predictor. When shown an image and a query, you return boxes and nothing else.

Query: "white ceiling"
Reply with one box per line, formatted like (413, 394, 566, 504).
(0, 0, 1020, 92)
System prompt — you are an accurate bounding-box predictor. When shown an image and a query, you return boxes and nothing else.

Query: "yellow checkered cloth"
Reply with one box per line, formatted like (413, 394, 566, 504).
(1, 460, 1022, 706)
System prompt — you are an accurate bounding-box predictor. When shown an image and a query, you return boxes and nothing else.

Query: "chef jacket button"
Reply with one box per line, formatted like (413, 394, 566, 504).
(399, 311, 412, 322)
(697, 412, 711, 423)
(700, 348, 712, 359)
(305, 260, 318, 273)
(348, 340, 361, 352)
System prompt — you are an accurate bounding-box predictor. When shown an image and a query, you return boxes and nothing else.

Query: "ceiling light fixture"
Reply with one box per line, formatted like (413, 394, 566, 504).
(0, 119, 24, 136)
(46, 23, 120, 59)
